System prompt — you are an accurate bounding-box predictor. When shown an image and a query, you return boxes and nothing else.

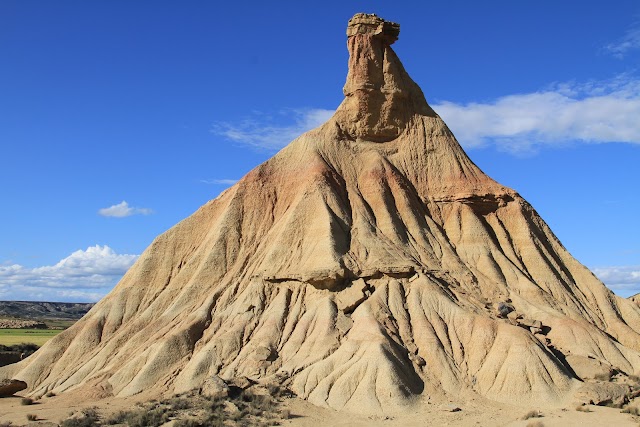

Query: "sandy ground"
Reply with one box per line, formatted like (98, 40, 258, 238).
(1, 390, 639, 427)
(282, 397, 640, 427)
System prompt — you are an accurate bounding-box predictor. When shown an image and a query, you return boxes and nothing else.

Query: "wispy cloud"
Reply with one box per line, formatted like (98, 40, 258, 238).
(0, 245, 139, 302)
(212, 108, 334, 150)
(98, 201, 153, 218)
(433, 74, 640, 153)
(200, 178, 238, 185)
(604, 23, 640, 58)
(592, 265, 640, 297)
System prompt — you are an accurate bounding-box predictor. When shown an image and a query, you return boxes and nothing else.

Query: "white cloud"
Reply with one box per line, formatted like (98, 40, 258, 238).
(200, 179, 238, 185)
(592, 265, 640, 297)
(433, 75, 640, 153)
(0, 245, 138, 302)
(604, 24, 640, 58)
(98, 201, 153, 218)
(212, 108, 335, 150)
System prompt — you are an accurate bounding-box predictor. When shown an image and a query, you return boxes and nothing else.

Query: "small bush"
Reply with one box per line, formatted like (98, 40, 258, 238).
(594, 372, 612, 381)
(622, 406, 640, 415)
(20, 397, 34, 406)
(26, 414, 37, 421)
(104, 407, 170, 427)
(281, 408, 291, 419)
(167, 397, 192, 410)
(575, 404, 591, 412)
(522, 410, 543, 420)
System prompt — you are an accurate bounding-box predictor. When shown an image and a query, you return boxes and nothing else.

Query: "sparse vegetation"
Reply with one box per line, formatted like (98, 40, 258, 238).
(60, 408, 99, 427)
(26, 414, 37, 421)
(102, 386, 289, 426)
(20, 397, 34, 405)
(575, 404, 591, 412)
(522, 410, 543, 420)
(622, 406, 640, 416)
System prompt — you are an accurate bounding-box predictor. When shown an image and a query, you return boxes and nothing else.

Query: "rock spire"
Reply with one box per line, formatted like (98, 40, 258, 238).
(336, 13, 435, 142)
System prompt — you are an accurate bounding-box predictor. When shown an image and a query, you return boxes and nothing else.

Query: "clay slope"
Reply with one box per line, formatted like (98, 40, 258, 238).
(3, 13, 640, 413)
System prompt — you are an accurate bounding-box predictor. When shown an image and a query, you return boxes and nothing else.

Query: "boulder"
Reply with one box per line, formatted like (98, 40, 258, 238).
(574, 382, 631, 407)
(565, 355, 614, 381)
(0, 378, 27, 397)
(201, 375, 229, 399)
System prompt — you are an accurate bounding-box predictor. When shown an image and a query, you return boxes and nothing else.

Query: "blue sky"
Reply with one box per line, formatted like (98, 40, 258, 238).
(1, 1, 638, 302)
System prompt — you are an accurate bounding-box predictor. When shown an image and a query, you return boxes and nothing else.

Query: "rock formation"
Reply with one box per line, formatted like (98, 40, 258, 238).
(0, 379, 27, 397)
(2, 13, 639, 413)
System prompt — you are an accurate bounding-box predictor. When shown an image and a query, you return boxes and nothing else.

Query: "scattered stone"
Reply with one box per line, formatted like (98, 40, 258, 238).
(507, 311, 521, 321)
(496, 302, 514, 318)
(335, 311, 353, 334)
(253, 346, 273, 362)
(440, 404, 461, 412)
(518, 318, 542, 329)
(410, 354, 426, 367)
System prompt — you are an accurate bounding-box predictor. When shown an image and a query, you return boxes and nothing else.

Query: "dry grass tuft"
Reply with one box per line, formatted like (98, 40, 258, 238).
(25, 414, 37, 421)
(20, 397, 34, 406)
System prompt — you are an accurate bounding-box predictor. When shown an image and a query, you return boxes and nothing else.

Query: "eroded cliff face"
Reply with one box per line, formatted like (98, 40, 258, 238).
(3, 13, 640, 414)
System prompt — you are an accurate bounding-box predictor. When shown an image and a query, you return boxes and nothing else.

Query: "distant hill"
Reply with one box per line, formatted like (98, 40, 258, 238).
(0, 301, 93, 320)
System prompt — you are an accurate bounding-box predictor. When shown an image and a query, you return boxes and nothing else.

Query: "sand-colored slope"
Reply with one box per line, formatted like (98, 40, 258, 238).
(2, 13, 640, 414)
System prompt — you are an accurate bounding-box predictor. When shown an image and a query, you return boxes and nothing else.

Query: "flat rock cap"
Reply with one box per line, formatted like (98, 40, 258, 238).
(347, 13, 399, 44)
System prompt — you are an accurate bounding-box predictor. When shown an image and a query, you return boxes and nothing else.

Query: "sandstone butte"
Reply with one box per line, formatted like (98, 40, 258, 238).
(2, 13, 640, 414)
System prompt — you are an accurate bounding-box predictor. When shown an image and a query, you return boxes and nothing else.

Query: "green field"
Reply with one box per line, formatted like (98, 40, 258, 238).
(0, 328, 62, 346)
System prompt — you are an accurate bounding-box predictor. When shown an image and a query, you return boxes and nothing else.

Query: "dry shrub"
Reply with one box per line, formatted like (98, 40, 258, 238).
(575, 404, 591, 412)
(522, 410, 543, 420)
(594, 372, 612, 381)
(25, 414, 37, 421)
(60, 408, 99, 427)
(526, 422, 544, 427)
(20, 397, 34, 406)
(622, 406, 640, 416)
